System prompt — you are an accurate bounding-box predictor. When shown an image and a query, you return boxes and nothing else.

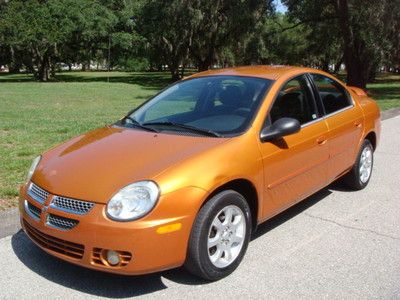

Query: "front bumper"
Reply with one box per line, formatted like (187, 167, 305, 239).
(19, 183, 207, 275)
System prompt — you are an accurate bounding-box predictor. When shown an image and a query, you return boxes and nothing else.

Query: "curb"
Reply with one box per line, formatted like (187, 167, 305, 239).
(381, 107, 400, 120)
(0, 208, 20, 239)
(1, 107, 400, 239)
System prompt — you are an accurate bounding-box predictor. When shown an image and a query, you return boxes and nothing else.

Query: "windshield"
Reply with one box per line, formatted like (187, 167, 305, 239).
(122, 76, 273, 136)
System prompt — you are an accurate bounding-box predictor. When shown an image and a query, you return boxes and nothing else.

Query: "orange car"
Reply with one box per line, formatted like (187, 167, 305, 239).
(19, 66, 380, 281)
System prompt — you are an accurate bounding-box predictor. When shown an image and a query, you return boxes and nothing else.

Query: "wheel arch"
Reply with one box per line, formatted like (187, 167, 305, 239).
(364, 131, 377, 151)
(202, 179, 259, 233)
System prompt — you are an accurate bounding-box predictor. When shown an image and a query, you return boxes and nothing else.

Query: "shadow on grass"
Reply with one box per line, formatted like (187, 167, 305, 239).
(373, 73, 400, 84)
(0, 71, 173, 90)
(0, 72, 36, 82)
(56, 72, 172, 90)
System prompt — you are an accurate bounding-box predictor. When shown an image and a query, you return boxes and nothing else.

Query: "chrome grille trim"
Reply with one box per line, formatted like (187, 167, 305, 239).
(50, 196, 94, 215)
(27, 182, 49, 204)
(46, 214, 79, 230)
(24, 200, 41, 221)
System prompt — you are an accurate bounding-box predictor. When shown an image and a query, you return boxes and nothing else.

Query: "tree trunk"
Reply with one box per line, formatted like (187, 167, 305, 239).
(198, 58, 212, 72)
(321, 60, 330, 72)
(37, 53, 51, 82)
(333, 56, 344, 74)
(169, 62, 181, 81)
(180, 65, 185, 78)
(336, 0, 369, 88)
(8, 47, 21, 74)
(38, 63, 49, 81)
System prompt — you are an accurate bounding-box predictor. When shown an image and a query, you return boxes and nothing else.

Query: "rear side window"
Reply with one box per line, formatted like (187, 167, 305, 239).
(311, 74, 351, 115)
(270, 75, 318, 125)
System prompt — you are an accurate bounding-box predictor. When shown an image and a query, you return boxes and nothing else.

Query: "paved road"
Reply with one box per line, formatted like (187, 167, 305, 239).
(1, 116, 399, 300)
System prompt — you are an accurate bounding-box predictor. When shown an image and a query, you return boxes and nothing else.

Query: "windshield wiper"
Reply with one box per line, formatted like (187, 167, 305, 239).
(123, 116, 159, 133)
(143, 121, 221, 137)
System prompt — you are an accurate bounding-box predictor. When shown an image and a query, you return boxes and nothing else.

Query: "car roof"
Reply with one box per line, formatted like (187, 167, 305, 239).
(188, 65, 319, 81)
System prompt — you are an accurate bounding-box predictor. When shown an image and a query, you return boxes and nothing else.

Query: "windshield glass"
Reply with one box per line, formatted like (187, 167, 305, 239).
(124, 76, 273, 136)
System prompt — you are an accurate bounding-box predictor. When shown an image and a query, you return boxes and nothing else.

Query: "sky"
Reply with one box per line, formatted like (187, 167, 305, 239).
(275, 0, 288, 13)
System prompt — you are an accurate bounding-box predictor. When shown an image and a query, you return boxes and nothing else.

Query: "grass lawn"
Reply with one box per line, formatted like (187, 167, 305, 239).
(366, 73, 400, 111)
(0, 71, 399, 209)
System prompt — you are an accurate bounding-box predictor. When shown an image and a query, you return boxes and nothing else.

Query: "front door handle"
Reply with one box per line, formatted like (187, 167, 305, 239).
(317, 136, 327, 145)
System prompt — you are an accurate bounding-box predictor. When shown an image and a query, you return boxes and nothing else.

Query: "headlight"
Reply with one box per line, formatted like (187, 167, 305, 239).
(106, 181, 160, 221)
(26, 156, 41, 183)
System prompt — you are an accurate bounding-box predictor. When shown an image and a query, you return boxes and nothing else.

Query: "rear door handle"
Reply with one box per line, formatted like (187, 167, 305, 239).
(354, 121, 362, 128)
(317, 136, 327, 145)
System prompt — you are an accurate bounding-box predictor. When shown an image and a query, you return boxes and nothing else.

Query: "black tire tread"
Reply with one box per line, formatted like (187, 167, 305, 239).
(343, 139, 373, 190)
(184, 190, 251, 281)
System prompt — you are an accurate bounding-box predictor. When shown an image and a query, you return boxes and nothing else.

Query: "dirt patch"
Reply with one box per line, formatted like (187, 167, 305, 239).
(0, 199, 15, 211)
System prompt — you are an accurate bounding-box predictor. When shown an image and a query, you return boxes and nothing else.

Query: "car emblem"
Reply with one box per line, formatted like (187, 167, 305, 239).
(42, 206, 48, 212)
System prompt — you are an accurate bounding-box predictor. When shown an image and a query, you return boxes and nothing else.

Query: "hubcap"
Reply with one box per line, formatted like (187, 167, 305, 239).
(207, 205, 246, 268)
(359, 146, 373, 183)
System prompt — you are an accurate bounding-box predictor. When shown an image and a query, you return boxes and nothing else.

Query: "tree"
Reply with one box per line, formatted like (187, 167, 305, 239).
(242, 13, 311, 66)
(0, 0, 74, 80)
(283, 0, 391, 88)
(335, 0, 387, 87)
(138, 0, 197, 80)
(190, 0, 272, 71)
(382, 0, 400, 72)
(57, 0, 117, 72)
(0, 0, 117, 80)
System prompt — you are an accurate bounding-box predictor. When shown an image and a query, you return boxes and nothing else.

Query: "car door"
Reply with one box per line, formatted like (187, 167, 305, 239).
(309, 74, 363, 182)
(259, 75, 330, 219)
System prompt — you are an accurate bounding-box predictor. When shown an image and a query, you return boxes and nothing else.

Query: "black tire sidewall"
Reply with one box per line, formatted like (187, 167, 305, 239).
(187, 190, 252, 281)
(354, 140, 374, 188)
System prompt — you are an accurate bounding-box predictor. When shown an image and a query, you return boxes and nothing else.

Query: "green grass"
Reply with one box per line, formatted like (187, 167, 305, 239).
(0, 71, 171, 209)
(366, 73, 400, 110)
(0, 71, 399, 209)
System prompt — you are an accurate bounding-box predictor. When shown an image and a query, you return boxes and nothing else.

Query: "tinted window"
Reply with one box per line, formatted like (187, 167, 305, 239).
(311, 74, 351, 115)
(127, 76, 272, 135)
(270, 75, 318, 125)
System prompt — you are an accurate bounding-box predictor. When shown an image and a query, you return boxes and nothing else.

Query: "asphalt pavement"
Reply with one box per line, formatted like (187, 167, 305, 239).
(0, 115, 399, 299)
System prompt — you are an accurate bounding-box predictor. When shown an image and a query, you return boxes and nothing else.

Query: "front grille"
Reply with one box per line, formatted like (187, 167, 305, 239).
(23, 220, 84, 259)
(51, 196, 94, 215)
(28, 182, 49, 204)
(92, 248, 132, 267)
(47, 214, 79, 230)
(25, 200, 41, 220)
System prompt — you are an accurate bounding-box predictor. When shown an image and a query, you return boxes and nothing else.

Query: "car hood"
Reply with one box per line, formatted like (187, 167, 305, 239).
(32, 126, 228, 203)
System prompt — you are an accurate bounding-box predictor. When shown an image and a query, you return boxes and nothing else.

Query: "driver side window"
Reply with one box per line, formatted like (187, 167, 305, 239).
(270, 75, 318, 125)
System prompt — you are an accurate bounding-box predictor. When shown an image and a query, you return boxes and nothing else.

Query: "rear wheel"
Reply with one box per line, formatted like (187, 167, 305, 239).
(344, 139, 374, 190)
(185, 190, 251, 281)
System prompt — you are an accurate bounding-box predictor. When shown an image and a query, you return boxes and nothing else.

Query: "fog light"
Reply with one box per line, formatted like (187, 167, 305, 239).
(106, 250, 120, 266)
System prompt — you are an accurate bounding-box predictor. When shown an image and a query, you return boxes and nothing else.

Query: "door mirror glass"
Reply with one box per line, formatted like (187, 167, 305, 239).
(260, 117, 301, 142)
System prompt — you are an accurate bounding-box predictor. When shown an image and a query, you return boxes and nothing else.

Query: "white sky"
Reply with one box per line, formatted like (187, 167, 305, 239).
(275, 0, 288, 13)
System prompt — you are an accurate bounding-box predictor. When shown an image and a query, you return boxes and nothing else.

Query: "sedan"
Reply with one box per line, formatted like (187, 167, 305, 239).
(19, 66, 380, 281)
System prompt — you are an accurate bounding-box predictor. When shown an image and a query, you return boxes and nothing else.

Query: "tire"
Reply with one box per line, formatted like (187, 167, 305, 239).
(185, 190, 252, 281)
(344, 139, 374, 190)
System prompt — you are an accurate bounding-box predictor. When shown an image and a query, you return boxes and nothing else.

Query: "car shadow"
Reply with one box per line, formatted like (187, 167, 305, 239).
(11, 230, 211, 298)
(11, 181, 349, 297)
(252, 180, 353, 240)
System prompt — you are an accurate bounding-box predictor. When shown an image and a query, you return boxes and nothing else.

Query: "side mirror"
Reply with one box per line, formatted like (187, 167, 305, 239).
(260, 117, 301, 142)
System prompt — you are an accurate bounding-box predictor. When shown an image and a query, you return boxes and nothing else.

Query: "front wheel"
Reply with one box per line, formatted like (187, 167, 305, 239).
(185, 190, 251, 281)
(344, 139, 374, 190)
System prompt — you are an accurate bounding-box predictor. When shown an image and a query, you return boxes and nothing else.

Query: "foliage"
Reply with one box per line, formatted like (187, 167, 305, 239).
(0, 0, 399, 85)
(282, 0, 399, 88)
